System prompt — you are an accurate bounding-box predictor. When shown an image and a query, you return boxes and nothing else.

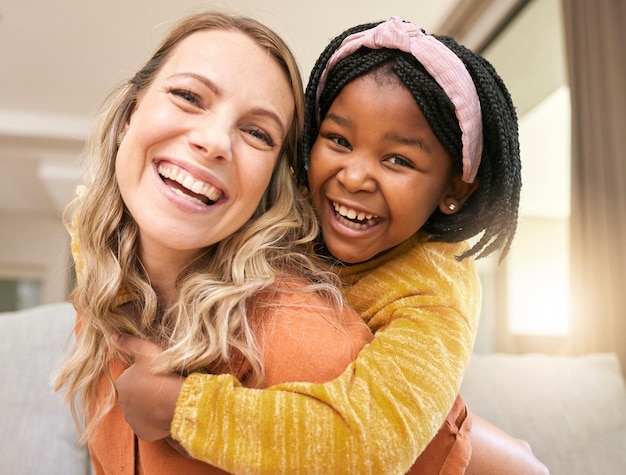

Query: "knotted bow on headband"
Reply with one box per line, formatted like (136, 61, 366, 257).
(316, 16, 483, 183)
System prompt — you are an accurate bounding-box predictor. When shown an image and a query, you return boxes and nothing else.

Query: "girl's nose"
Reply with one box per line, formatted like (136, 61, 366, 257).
(336, 156, 377, 193)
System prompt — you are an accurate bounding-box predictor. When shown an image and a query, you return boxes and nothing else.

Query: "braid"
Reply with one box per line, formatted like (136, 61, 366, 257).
(430, 35, 521, 260)
(299, 22, 380, 185)
(300, 22, 521, 261)
(393, 56, 463, 171)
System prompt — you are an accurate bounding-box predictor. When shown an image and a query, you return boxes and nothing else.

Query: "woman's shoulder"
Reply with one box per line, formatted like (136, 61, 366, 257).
(255, 278, 372, 388)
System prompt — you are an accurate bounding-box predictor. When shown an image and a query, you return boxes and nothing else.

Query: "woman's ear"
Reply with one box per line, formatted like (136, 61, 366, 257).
(439, 174, 480, 215)
(117, 121, 131, 147)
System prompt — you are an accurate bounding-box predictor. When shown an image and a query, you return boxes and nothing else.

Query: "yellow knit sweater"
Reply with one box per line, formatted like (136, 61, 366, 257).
(171, 234, 481, 474)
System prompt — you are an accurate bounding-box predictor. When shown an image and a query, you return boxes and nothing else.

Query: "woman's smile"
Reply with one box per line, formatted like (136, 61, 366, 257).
(157, 162, 223, 206)
(114, 29, 294, 264)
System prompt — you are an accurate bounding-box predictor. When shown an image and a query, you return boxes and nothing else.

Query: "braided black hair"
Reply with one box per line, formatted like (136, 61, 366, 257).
(297, 21, 521, 261)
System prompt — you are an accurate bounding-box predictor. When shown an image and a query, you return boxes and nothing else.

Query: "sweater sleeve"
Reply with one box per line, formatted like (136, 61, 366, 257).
(171, 240, 481, 475)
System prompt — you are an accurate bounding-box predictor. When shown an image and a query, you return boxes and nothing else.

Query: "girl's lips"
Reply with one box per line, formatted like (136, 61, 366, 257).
(329, 199, 381, 230)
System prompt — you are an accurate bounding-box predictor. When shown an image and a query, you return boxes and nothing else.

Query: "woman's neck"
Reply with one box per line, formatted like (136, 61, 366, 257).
(137, 241, 200, 308)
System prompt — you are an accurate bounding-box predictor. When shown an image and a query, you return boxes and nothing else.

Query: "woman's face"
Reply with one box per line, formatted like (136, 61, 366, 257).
(116, 29, 294, 269)
(307, 74, 457, 264)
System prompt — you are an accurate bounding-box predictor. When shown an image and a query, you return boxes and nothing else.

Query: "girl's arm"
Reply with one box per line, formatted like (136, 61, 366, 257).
(170, 241, 480, 474)
(113, 285, 373, 443)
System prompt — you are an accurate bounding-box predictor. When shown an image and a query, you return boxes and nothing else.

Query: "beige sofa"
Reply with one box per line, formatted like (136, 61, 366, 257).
(2, 302, 626, 474)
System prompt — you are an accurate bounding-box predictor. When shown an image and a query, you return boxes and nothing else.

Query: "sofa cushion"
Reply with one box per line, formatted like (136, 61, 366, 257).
(461, 352, 626, 475)
(0, 302, 89, 475)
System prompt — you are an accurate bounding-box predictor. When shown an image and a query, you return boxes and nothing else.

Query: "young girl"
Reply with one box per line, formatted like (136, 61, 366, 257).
(52, 11, 373, 475)
(109, 16, 545, 474)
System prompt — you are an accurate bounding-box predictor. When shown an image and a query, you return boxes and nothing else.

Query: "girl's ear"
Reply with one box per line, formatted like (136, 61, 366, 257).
(439, 174, 480, 215)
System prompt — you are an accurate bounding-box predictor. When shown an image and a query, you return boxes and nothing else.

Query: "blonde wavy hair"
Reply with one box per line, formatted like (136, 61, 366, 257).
(53, 10, 344, 441)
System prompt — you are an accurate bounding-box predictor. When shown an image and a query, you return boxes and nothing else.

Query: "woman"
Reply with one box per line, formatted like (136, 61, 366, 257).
(53, 11, 371, 474)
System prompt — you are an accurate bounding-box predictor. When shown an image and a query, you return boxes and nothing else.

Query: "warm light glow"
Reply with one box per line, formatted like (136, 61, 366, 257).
(506, 221, 570, 335)
(506, 86, 571, 336)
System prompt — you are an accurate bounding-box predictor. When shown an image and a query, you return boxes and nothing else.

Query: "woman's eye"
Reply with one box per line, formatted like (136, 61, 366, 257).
(170, 88, 201, 107)
(245, 128, 275, 147)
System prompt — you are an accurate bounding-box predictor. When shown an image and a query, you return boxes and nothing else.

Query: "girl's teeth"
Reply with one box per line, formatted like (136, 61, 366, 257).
(332, 201, 378, 229)
(333, 202, 375, 222)
(337, 215, 369, 229)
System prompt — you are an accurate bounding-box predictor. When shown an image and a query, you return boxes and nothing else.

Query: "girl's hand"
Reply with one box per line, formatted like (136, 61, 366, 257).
(111, 334, 184, 442)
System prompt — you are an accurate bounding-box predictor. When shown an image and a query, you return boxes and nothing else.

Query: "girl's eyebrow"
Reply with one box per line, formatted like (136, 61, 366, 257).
(168, 72, 288, 138)
(385, 133, 431, 153)
(326, 112, 430, 153)
(324, 112, 350, 127)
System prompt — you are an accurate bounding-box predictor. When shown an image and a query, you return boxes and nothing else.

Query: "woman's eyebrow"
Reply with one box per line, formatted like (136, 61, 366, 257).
(168, 72, 222, 95)
(168, 72, 287, 137)
(248, 107, 288, 138)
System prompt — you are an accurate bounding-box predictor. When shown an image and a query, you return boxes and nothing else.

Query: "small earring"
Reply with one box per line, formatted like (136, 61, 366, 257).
(448, 202, 457, 211)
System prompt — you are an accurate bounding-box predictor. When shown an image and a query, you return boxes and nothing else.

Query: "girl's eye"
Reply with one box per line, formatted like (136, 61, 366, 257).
(245, 128, 275, 148)
(170, 88, 202, 107)
(330, 135, 351, 149)
(386, 156, 415, 169)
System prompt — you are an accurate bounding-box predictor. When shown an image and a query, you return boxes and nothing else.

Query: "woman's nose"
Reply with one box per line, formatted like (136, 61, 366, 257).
(188, 115, 233, 162)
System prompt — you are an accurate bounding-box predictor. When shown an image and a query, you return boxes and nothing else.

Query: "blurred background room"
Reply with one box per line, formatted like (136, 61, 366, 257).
(1, 1, 625, 473)
(2, 0, 625, 374)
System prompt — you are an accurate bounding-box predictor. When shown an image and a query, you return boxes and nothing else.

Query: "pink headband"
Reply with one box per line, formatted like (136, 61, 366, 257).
(316, 16, 483, 183)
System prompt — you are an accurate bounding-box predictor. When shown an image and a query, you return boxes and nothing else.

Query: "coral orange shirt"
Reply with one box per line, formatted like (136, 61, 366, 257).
(87, 282, 372, 474)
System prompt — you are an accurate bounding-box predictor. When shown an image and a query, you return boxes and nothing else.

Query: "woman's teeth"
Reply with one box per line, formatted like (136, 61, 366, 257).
(158, 164, 222, 205)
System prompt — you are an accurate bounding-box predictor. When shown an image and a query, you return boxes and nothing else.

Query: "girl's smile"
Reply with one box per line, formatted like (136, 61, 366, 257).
(331, 200, 380, 230)
(308, 73, 458, 264)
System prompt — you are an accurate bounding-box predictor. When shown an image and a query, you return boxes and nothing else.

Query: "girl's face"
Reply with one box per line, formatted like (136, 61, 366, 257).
(116, 30, 294, 269)
(308, 74, 458, 264)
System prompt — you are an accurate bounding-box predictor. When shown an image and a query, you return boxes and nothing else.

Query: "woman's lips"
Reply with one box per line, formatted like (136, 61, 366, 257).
(157, 163, 222, 206)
